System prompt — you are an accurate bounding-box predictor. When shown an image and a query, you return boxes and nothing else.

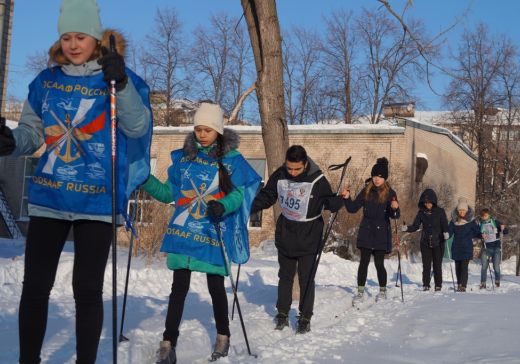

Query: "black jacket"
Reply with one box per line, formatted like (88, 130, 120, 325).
(345, 185, 400, 252)
(405, 189, 449, 248)
(251, 159, 343, 257)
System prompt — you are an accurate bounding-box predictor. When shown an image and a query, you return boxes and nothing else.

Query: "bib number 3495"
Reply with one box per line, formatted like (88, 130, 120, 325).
(279, 195, 301, 210)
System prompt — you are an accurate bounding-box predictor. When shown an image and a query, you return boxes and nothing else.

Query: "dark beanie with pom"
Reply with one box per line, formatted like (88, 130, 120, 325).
(371, 157, 389, 179)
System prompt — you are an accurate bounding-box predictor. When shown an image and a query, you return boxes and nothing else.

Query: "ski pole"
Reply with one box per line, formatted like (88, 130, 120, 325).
(231, 264, 241, 320)
(213, 220, 256, 358)
(109, 34, 119, 364)
(393, 218, 404, 303)
(119, 190, 140, 342)
(300, 157, 352, 315)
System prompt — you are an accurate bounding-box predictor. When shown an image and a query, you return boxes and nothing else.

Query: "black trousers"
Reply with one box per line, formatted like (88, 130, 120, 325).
(19, 217, 112, 364)
(163, 269, 230, 347)
(455, 260, 470, 287)
(357, 248, 387, 287)
(421, 245, 443, 288)
(276, 252, 316, 318)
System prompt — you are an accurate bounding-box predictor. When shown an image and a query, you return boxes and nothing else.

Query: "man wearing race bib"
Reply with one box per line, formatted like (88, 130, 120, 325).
(251, 145, 344, 334)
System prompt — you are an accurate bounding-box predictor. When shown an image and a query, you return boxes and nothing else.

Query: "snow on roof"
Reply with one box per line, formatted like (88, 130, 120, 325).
(154, 123, 405, 135)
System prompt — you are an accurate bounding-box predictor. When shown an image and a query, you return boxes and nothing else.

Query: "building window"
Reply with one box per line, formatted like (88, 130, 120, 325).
(247, 158, 266, 228)
(19, 157, 38, 220)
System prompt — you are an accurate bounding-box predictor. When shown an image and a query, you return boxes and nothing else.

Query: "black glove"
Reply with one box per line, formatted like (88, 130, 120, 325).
(0, 116, 16, 156)
(206, 200, 225, 218)
(98, 46, 128, 91)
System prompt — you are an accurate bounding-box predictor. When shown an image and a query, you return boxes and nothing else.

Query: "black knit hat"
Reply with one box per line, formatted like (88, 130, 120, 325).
(371, 157, 389, 179)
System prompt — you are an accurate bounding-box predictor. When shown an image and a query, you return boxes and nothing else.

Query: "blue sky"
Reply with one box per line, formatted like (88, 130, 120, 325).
(7, 0, 520, 110)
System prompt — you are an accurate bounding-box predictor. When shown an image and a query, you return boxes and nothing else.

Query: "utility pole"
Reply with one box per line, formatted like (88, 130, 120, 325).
(0, 0, 13, 114)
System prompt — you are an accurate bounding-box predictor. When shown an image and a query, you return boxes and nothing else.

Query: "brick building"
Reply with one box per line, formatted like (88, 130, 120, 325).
(0, 116, 477, 243)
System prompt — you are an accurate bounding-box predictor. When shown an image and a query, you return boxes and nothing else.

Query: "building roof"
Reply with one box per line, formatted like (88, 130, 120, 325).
(154, 123, 405, 135)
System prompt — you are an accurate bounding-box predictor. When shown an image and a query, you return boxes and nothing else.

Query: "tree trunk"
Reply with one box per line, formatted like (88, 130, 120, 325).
(241, 0, 289, 176)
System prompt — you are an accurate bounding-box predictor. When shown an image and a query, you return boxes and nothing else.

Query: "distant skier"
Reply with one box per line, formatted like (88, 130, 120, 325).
(478, 208, 508, 289)
(402, 189, 449, 291)
(341, 157, 400, 303)
(448, 198, 480, 292)
(141, 102, 260, 363)
(0, 0, 153, 362)
(250, 145, 344, 334)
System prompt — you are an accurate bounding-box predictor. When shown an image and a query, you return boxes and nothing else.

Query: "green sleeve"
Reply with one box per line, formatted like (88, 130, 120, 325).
(141, 175, 174, 203)
(219, 186, 245, 216)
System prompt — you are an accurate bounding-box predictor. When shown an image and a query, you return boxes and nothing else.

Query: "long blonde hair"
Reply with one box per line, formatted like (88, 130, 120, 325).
(363, 180, 391, 204)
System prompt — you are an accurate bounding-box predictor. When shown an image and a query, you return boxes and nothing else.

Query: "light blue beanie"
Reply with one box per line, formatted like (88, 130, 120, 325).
(57, 0, 103, 40)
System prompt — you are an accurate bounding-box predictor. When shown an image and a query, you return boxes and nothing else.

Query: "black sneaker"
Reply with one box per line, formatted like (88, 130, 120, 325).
(479, 283, 486, 290)
(296, 316, 311, 334)
(274, 313, 289, 330)
(434, 286, 441, 292)
(495, 281, 500, 288)
(422, 286, 430, 291)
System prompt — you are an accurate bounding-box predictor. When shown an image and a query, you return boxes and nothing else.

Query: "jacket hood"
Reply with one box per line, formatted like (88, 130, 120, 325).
(183, 128, 240, 160)
(418, 189, 438, 208)
(451, 206, 474, 224)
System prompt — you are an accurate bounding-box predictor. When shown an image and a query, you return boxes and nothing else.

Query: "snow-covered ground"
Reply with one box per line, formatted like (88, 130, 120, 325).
(1, 237, 520, 364)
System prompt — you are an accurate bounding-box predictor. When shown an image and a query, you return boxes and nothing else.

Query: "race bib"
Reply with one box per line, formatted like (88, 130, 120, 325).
(481, 221, 497, 243)
(277, 174, 323, 221)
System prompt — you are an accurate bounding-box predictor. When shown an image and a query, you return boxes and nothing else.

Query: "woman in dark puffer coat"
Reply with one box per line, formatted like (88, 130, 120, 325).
(342, 157, 400, 302)
(448, 198, 481, 292)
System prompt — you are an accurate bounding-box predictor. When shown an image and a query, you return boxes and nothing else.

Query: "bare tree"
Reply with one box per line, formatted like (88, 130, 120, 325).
(25, 50, 49, 75)
(282, 27, 322, 125)
(141, 7, 186, 126)
(241, 0, 289, 175)
(356, 8, 424, 124)
(444, 24, 516, 204)
(321, 10, 358, 124)
(189, 13, 256, 121)
(189, 14, 233, 106)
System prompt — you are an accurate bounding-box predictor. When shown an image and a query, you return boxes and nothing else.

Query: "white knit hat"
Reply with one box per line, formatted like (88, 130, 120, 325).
(193, 103, 224, 135)
(457, 197, 469, 211)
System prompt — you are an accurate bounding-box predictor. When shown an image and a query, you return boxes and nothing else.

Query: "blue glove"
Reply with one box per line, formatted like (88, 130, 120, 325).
(206, 200, 225, 218)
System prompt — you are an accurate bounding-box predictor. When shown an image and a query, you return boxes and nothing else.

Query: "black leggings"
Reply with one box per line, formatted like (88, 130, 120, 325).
(19, 216, 112, 364)
(357, 248, 387, 287)
(455, 260, 470, 287)
(163, 269, 230, 347)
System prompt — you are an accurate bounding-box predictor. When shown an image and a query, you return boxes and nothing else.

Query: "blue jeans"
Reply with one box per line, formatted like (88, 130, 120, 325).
(481, 246, 501, 283)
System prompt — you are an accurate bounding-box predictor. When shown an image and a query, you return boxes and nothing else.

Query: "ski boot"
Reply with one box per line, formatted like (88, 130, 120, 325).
(209, 334, 229, 362)
(479, 283, 486, 290)
(296, 315, 311, 334)
(274, 312, 289, 330)
(156, 340, 176, 364)
(434, 286, 442, 292)
(375, 287, 387, 302)
(422, 285, 430, 291)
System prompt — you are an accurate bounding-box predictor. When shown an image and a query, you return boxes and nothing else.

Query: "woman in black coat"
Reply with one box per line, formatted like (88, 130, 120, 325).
(342, 157, 400, 302)
(403, 189, 449, 291)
